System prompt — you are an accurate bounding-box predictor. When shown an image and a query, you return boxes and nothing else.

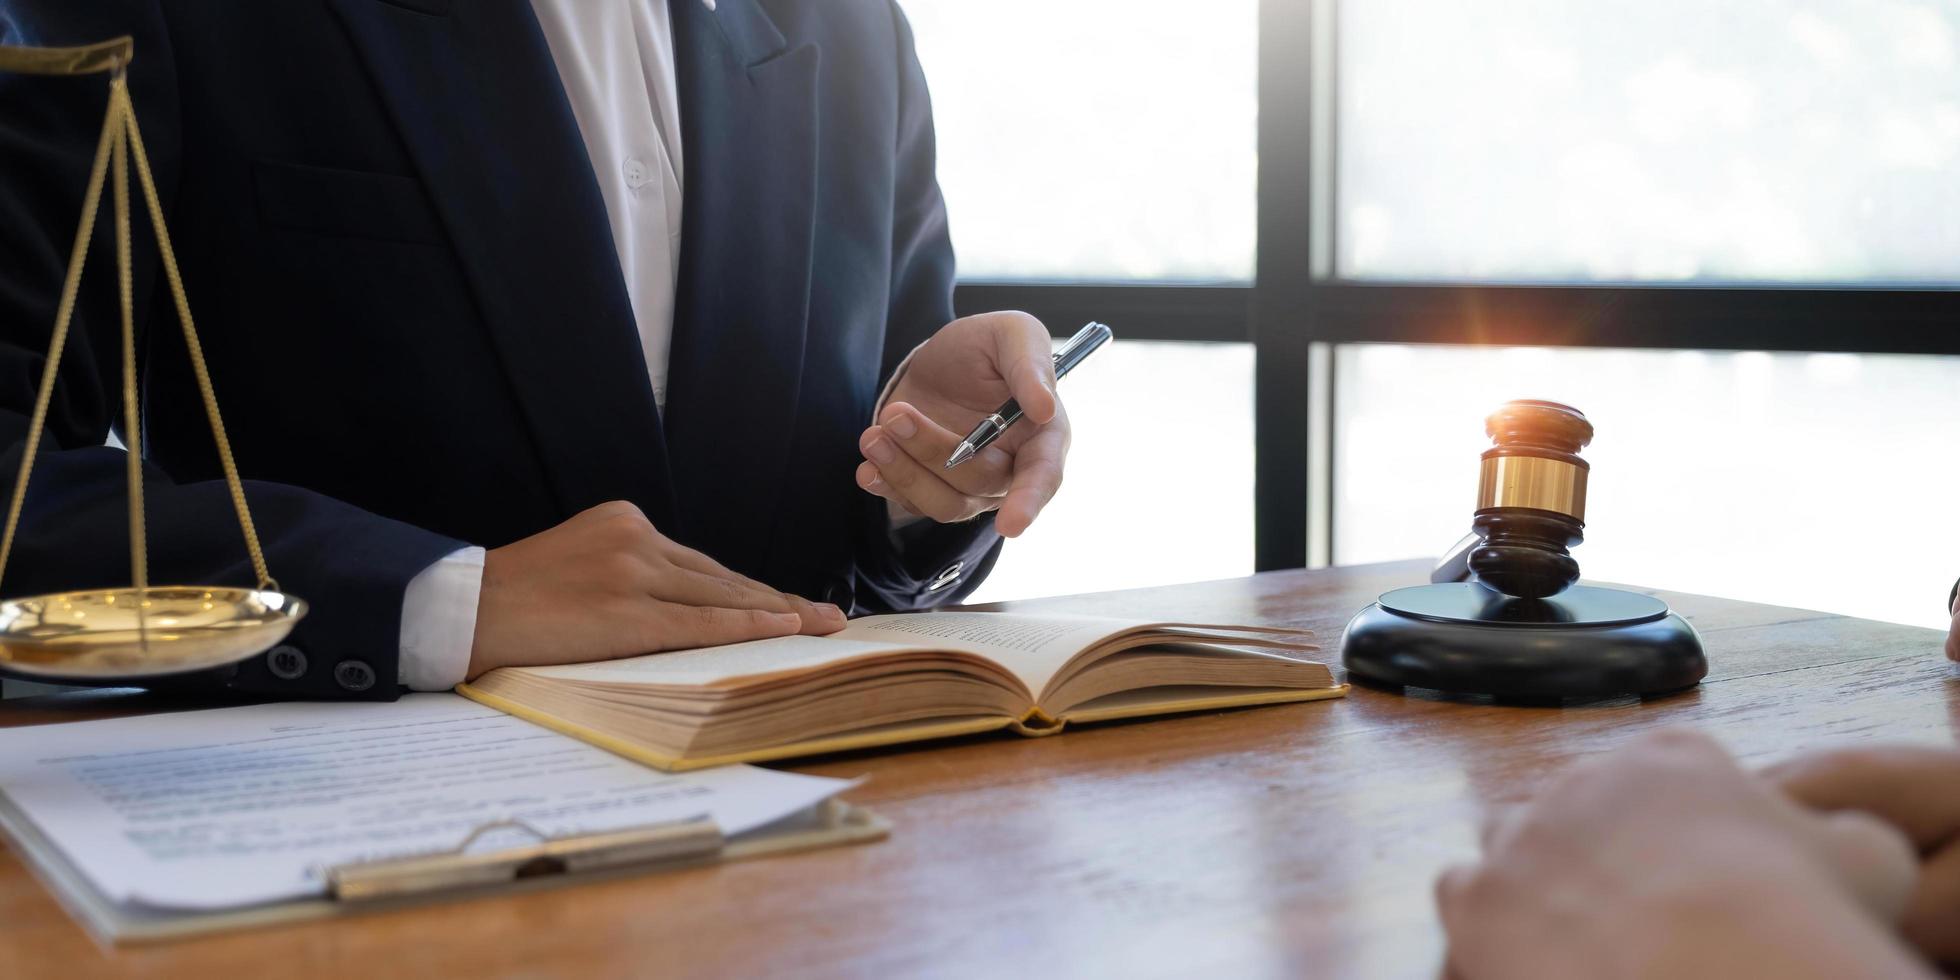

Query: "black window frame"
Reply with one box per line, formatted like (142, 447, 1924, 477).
(956, 0, 1960, 575)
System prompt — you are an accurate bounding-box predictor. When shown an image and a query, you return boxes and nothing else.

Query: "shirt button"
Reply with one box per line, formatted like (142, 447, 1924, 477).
(266, 645, 308, 680)
(334, 659, 377, 693)
(624, 156, 651, 189)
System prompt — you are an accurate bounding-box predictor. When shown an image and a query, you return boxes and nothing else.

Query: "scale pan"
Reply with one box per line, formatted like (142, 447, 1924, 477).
(0, 586, 305, 681)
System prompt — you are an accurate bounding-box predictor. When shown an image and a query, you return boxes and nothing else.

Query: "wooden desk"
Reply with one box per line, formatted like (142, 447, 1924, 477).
(1, 560, 1953, 978)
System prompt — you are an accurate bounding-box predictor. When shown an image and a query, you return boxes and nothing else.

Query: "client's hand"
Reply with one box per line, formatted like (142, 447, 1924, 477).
(1437, 729, 1927, 980)
(859, 311, 1071, 537)
(1772, 745, 1960, 966)
(466, 501, 846, 679)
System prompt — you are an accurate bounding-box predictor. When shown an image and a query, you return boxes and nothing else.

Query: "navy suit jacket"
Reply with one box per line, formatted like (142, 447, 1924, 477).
(0, 0, 1002, 698)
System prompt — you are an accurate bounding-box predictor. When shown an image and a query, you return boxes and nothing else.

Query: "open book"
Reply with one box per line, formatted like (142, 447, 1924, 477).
(457, 611, 1345, 770)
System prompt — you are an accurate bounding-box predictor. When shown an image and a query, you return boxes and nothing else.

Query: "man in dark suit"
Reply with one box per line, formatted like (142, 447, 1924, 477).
(0, 0, 1070, 698)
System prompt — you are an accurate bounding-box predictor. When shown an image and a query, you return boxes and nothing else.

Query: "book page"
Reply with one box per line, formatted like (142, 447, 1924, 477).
(506, 613, 1147, 693)
(0, 695, 851, 910)
(509, 633, 926, 686)
(838, 612, 1149, 695)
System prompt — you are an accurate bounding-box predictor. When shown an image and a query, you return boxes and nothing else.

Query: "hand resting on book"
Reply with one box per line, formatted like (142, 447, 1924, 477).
(467, 501, 848, 680)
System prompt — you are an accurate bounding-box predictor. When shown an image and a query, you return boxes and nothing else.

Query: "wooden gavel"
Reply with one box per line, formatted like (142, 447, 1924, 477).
(1468, 400, 1594, 599)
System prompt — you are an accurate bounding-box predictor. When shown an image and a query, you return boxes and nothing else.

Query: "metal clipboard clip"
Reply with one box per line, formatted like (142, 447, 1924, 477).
(326, 817, 725, 904)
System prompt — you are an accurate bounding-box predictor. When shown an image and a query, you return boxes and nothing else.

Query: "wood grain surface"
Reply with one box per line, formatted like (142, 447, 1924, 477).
(1, 560, 1951, 978)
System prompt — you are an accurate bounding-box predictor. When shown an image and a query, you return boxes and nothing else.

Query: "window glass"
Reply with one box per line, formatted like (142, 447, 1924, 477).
(1339, 0, 1960, 282)
(903, 0, 1258, 281)
(967, 342, 1254, 603)
(1334, 345, 1960, 629)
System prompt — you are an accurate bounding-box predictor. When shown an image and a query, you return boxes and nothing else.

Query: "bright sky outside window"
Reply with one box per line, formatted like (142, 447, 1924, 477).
(904, 0, 1257, 281)
(1339, 0, 1960, 282)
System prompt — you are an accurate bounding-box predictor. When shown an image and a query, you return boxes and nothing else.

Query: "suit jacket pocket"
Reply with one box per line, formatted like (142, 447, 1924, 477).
(253, 160, 446, 246)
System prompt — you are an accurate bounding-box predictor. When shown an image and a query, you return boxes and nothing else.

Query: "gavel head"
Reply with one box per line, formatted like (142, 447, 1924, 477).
(1468, 400, 1594, 599)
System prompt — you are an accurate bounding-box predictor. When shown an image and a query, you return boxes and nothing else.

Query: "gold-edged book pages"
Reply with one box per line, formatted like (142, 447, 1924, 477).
(457, 611, 1346, 771)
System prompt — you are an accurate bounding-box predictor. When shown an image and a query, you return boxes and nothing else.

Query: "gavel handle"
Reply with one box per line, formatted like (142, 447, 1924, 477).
(1432, 533, 1481, 584)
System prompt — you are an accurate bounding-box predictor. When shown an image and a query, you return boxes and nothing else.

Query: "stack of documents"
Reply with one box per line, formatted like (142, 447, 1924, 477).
(0, 694, 877, 943)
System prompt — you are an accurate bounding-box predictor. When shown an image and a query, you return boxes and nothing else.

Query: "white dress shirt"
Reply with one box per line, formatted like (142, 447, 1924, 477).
(399, 0, 687, 690)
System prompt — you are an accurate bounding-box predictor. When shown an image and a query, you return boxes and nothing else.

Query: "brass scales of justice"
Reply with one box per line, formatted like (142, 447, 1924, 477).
(0, 37, 305, 683)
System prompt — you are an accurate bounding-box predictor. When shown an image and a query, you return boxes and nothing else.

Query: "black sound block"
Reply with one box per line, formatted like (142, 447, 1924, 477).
(1341, 582, 1707, 699)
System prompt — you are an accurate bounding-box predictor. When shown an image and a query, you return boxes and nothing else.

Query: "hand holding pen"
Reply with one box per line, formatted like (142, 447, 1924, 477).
(946, 321, 1111, 468)
(857, 315, 1112, 538)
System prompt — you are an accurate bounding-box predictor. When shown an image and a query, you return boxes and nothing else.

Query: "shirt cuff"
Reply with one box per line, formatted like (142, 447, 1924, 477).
(875, 343, 929, 531)
(398, 546, 486, 691)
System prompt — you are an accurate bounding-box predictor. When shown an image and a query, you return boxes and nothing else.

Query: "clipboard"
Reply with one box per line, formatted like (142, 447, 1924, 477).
(0, 793, 888, 946)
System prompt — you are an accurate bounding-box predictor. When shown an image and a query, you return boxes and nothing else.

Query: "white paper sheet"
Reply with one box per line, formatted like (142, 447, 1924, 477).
(0, 694, 851, 910)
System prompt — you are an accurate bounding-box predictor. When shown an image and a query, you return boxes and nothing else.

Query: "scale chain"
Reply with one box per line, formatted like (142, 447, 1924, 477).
(123, 78, 277, 593)
(0, 70, 120, 594)
(111, 77, 149, 643)
(0, 55, 279, 599)
(113, 80, 146, 607)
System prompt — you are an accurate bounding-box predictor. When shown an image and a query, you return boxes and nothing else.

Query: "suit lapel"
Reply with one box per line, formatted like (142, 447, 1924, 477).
(661, 0, 819, 564)
(328, 0, 677, 529)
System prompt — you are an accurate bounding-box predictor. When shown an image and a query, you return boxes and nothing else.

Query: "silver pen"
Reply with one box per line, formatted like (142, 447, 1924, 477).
(945, 321, 1113, 468)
